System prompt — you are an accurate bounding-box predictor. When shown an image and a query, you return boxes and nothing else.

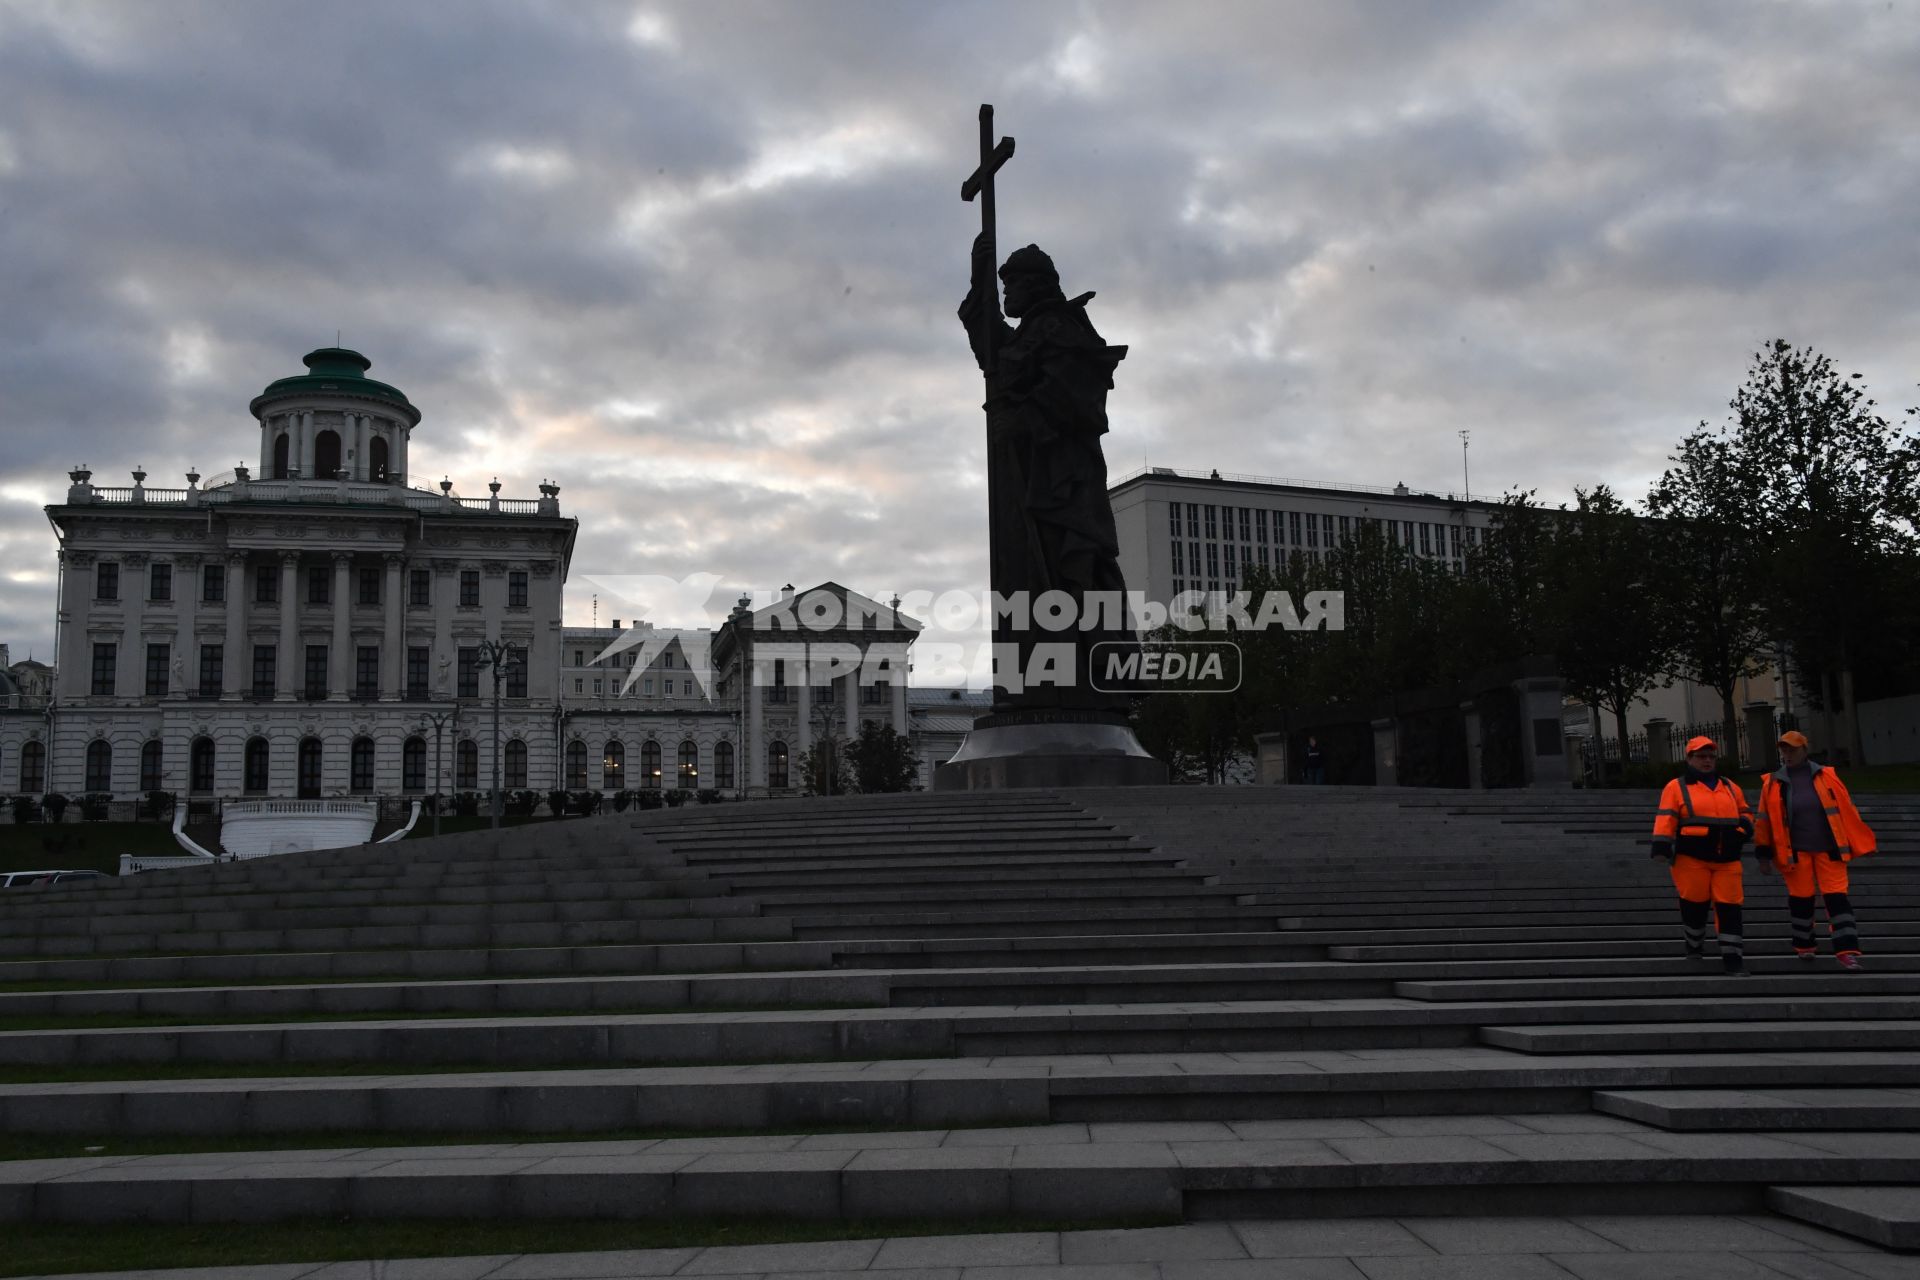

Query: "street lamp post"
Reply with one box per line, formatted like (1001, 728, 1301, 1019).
(474, 639, 523, 831)
(420, 709, 456, 839)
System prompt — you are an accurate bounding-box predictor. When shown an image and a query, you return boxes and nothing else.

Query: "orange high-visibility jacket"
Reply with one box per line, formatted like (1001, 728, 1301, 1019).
(1652, 772, 1753, 863)
(1754, 764, 1877, 863)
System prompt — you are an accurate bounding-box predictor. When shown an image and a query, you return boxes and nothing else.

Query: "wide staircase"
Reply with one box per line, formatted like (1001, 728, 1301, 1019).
(0, 786, 1915, 1271)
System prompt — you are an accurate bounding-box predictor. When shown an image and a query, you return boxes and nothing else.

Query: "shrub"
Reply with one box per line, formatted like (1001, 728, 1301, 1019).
(635, 789, 664, 810)
(453, 791, 480, 817)
(696, 788, 720, 805)
(10, 795, 39, 824)
(42, 793, 69, 822)
(505, 790, 539, 818)
(78, 793, 112, 821)
(664, 788, 691, 808)
(142, 790, 176, 821)
(547, 789, 569, 817)
(612, 790, 631, 813)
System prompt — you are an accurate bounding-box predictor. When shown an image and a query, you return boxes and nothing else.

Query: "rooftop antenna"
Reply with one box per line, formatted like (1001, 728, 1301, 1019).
(591, 594, 597, 627)
(1458, 430, 1471, 502)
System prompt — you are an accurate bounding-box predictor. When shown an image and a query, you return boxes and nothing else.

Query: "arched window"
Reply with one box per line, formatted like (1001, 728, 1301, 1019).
(85, 739, 113, 793)
(768, 740, 789, 790)
(297, 737, 323, 798)
(565, 739, 587, 789)
(140, 739, 164, 792)
(714, 740, 734, 790)
(640, 740, 661, 789)
(244, 737, 270, 793)
(272, 432, 290, 480)
(369, 436, 389, 482)
(456, 739, 478, 790)
(402, 736, 426, 792)
(678, 739, 699, 787)
(506, 738, 529, 789)
(18, 740, 44, 793)
(313, 429, 342, 479)
(350, 737, 375, 794)
(190, 737, 215, 794)
(603, 739, 625, 790)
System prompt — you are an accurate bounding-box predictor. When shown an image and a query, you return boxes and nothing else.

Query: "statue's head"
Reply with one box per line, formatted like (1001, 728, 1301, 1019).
(999, 244, 1064, 318)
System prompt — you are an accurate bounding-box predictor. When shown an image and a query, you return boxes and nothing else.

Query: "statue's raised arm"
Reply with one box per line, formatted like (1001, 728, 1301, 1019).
(959, 232, 1015, 373)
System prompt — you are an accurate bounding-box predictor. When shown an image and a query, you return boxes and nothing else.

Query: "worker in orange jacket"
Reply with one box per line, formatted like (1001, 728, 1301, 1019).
(1753, 729, 1875, 971)
(1650, 735, 1756, 973)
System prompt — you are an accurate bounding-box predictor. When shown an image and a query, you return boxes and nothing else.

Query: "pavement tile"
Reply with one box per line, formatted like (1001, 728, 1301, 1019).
(1507, 1115, 1659, 1135)
(1573, 1215, 1842, 1253)
(1550, 1253, 1801, 1280)
(943, 1126, 1088, 1147)
(302, 1258, 516, 1279)
(870, 1231, 1058, 1268)
(1087, 1121, 1238, 1143)
(1058, 1223, 1247, 1263)
(1352, 1258, 1580, 1280)
(1732, 1214, 1884, 1252)
(676, 1239, 883, 1274)
(1823, 1256, 1920, 1279)
(1160, 1262, 1369, 1280)
(1735, 1254, 1914, 1280)
(1234, 1219, 1438, 1258)
(1366, 1116, 1538, 1137)
(1226, 1119, 1385, 1140)
(1400, 1217, 1625, 1254)
(483, 1247, 703, 1278)
(951, 1267, 1156, 1280)
(793, 1130, 951, 1151)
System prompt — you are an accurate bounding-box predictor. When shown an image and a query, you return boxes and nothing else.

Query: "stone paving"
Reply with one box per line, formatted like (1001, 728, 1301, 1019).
(0, 788, 1916, 1267)
(17, 1215, 1920, 1279)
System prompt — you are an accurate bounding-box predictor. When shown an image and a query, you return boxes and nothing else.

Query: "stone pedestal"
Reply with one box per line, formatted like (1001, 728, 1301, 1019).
(1254, 732, 1288, 785)
(1645, 717, 1673, 766)
(1371, 717, 1398, 787)
(934, 709, 1167, 791)
(1461, 700, 1484, 790)
(1515, 676, 1571, 788)
(1743, 702, 1777, 768)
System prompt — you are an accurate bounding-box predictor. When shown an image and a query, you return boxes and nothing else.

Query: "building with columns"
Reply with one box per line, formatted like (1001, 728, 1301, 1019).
(711, 584, 917, 792)
(5, 347, 949, 810)
(22, 347, 575, 810)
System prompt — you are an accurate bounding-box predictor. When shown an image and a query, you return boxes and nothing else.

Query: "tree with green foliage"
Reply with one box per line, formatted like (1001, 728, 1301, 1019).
(843, 721, 920, 793)
(1645, 425, 1773, 770)
(1731, 340, 1920, 762)
(1536, 485, 1678, 767)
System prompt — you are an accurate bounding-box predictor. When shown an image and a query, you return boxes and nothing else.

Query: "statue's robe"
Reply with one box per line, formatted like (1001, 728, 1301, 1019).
(959, 284, 1132, 712)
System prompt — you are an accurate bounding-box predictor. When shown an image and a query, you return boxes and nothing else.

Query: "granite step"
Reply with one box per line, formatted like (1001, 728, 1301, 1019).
(7, 995, 1919, 1069)
(9, 1050, 1916, 1137)
(1594, 1087, 1920, 1131)
(1767, 1184, 1920, 1249)
(3, 1121, 1917, 1225)
(1483, 1020, 1920, 1054)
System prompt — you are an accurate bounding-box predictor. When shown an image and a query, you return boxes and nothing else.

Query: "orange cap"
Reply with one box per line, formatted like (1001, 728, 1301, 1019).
(1778, 730, 1809, 749)
(1684, 735, 1718, 755)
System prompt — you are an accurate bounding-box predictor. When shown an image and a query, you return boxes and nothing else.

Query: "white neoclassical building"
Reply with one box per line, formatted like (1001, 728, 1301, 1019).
(18, 347, 576, 812)
(3, 347, 958, 812)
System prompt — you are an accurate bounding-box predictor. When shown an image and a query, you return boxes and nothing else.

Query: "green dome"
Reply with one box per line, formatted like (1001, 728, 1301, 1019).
(250, 347, 420, 424)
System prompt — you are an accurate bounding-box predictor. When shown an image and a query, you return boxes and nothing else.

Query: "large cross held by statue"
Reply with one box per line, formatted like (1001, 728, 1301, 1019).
(961, 103, 1015, 373)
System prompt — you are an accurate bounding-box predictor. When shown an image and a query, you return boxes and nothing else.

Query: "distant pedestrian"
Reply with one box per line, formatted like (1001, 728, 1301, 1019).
(1302, 735, 1325, 785)
(1753, 730, 1875, 971)
(1650, 735, 1756, 974)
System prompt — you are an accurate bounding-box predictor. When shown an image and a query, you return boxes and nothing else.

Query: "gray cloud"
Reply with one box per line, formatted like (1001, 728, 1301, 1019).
(3, 0, 1919, 660)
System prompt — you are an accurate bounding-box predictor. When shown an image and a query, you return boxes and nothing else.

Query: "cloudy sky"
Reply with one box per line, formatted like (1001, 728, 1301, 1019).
(3, 0, 1917, 663)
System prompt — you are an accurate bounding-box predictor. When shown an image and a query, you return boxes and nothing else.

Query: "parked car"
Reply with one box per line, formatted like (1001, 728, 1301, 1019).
(0, 869, 108, 888)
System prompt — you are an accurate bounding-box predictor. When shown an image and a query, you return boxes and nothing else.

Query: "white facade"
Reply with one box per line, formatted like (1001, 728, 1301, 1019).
(18, 348, 577, 811)
(1108, 465, 1503, 607)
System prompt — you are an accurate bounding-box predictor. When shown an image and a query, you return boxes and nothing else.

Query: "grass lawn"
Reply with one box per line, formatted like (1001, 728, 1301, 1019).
(1, 1214, 1175, 1277)
(0, 821, 181, 875)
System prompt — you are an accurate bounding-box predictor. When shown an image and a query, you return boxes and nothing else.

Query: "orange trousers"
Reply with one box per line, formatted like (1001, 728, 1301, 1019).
(1669, 854, 1743, 904)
